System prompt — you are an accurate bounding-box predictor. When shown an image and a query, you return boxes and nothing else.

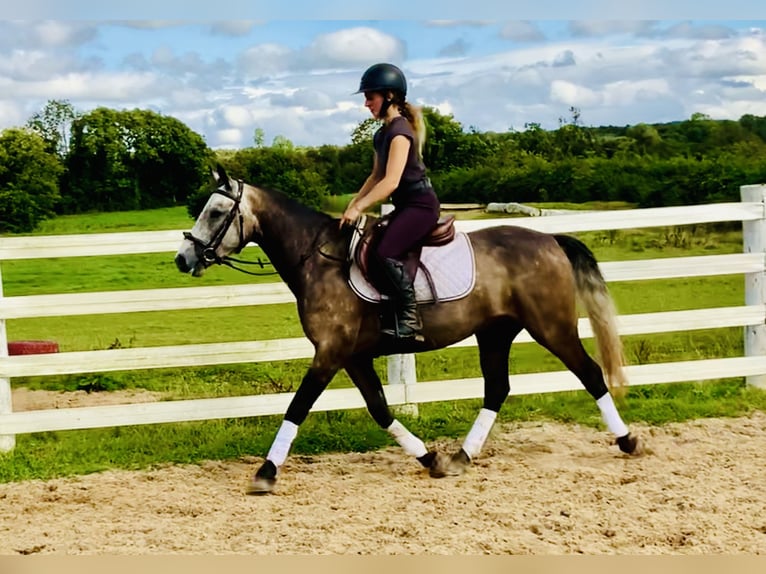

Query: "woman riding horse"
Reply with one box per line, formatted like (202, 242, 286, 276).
(176, 66, 642, 495)
(340, 63, 440, 343)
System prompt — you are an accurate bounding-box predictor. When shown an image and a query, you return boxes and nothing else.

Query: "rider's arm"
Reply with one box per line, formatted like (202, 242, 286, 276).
(349, 135, 409, 212)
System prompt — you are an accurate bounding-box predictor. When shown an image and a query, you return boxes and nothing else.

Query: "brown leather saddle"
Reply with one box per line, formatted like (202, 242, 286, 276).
(354, 213, 456, 297)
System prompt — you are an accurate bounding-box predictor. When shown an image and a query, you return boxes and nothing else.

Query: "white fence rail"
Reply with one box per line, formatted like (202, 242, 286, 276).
(1, 185, 765, 451)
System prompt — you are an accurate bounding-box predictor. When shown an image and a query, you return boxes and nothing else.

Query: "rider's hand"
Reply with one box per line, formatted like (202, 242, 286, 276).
(339, 204, 362, 228)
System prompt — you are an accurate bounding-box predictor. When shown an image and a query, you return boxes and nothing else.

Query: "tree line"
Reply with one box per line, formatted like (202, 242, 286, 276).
(2, 99, 766, 233)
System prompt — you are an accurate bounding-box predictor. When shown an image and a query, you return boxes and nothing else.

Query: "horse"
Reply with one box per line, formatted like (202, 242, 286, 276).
(175, 165, 642, 495)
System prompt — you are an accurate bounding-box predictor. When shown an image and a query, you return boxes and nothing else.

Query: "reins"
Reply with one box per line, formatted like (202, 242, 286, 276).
(298, 225, 350, 266)
(219, 254, 279, 276)
(223, 226, 348, 277)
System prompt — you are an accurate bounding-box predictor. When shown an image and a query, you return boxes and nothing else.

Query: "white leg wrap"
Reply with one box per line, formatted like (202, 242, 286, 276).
(266, 420, 299, 467)
(387, 419, 428, 458)
(462, 408, 497, 460)
(597, 394, 629, 437)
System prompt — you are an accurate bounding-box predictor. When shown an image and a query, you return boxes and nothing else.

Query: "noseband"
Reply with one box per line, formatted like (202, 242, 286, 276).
(183, 179, 248, 266)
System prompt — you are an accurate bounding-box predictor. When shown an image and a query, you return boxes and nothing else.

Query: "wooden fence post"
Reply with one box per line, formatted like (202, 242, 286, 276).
(0, 264, 15, 451)
(380, 204, 419, 417)
(387, 353, 419, 417)
(741, 184, 766, 389)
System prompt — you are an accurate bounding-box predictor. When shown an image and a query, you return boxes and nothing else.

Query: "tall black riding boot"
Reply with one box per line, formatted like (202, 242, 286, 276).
(379, 257, 423, 342)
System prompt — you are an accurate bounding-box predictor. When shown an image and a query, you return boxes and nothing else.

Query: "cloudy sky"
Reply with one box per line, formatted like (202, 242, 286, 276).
(2, 14, 766, 149)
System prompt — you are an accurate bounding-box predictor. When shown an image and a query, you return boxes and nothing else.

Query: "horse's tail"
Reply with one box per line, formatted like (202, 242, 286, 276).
(554, 234, 628, 394)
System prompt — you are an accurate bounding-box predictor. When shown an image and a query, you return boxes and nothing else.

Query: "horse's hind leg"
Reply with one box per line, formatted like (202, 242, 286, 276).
(431, 320, 519, 478)
(526, 320, 640, 455)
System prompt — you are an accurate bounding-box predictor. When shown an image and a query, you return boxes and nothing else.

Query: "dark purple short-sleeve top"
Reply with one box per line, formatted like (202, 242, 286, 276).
(373, 116, 426, 185)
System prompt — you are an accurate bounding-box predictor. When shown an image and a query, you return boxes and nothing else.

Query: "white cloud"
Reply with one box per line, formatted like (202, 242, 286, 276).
(601, 79, 672, 106)
(238, 43, 293, 77)
(549, 79, 601, 107)
(0, 50, 52, 78)
(219, 105, 253, 128)
(665, 36, 766, 81)
(553, 49, 576, 67)
(215, 128, 243, 146)
(426, 20, 493, 28)
(568, 20, 659, 38)
(209, 21, 259, 37)
(499, 21, 546, 42)
(439, 38, 470, 58)
(0, 100, 23, 127)
(300, 27, 405, 68)
(237, 27, 405, 80)
(7, 50, 98, 83)
(165, 86, 209, 113)
(697, 99, 766, 121)
(113, 21, 186, 30)
(152, 46, 176, 67)
(0, 21, 97, 51)
(663, 21, 737, 40)
(427, 100, 455, 117)
(268, 88, 335, 110)
(726, 75, 766, 91)
(2, 21, 766, 149)
(3, 71, 158, 101)
(33, 21, 98, 47)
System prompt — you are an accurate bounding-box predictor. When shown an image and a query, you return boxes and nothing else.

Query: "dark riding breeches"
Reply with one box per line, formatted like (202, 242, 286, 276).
(376, 195, 440, 261)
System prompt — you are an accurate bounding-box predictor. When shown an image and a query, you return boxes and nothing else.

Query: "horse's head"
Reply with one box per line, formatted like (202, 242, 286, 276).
(175, 164, 254, 277)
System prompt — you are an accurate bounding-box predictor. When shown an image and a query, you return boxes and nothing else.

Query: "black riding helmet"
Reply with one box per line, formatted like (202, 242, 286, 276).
(355, 63, 407, 96)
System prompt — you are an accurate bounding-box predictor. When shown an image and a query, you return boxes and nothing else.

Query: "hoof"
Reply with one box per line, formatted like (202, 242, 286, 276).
(417, 450, 438, 469)
(429, 448, 471, 478)
(616, 433, 644, 456)
(246, 460, 277, 495)
(246, 476, 276, 495)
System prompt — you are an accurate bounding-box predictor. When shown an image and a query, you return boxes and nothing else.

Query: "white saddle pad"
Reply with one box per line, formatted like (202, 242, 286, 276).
(348, 219, 476, 304)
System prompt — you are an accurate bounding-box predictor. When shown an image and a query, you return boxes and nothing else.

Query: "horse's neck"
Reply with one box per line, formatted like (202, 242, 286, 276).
(251, 188, 335, 288)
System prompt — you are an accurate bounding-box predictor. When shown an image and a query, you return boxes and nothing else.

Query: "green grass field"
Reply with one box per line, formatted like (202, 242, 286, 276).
(1, 202, 765, 483)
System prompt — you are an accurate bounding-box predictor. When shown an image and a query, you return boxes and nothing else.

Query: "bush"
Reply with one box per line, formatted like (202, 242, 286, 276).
(0, 128, 63, 233)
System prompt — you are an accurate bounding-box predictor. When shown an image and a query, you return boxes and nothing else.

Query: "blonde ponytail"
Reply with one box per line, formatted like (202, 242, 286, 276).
(400, 102, 426, 159)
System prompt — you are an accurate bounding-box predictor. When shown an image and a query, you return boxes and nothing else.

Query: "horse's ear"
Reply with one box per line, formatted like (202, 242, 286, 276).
(213, 164, 232, 191)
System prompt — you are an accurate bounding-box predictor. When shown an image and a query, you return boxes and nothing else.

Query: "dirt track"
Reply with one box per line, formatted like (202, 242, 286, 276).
(2, 407, 765, 555)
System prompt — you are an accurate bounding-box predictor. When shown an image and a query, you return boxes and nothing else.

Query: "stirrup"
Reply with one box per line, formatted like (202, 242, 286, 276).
(381, 317, 425, 342)
(381, 328, 425, 343)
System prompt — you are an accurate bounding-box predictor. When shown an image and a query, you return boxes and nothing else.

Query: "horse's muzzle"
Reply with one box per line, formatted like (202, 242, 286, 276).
(175, 253, 191, 273)
(176, 253, 208, 277)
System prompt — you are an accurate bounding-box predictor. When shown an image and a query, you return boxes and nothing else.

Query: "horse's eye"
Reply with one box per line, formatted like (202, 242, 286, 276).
(209, 209, 224, 219)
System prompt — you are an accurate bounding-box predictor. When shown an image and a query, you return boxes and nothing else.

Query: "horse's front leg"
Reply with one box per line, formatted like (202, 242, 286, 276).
(344, 354, 438, 471)
(247, 360, 338, 495)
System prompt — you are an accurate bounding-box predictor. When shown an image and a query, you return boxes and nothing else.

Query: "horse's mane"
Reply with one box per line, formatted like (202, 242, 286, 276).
(252, 183, 352, 251)
(255, 184, 336, 227)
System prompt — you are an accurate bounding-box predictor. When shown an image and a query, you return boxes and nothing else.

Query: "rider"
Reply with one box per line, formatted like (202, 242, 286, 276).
(339, 63, 441, 342)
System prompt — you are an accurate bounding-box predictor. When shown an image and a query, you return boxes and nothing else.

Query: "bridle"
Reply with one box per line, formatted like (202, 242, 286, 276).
(183, 179, 274, 276)
(182, 178, 347, 277)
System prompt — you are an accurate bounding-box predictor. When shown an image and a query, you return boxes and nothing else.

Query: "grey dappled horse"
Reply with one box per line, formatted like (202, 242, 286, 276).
(175, 165, 641, 495)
